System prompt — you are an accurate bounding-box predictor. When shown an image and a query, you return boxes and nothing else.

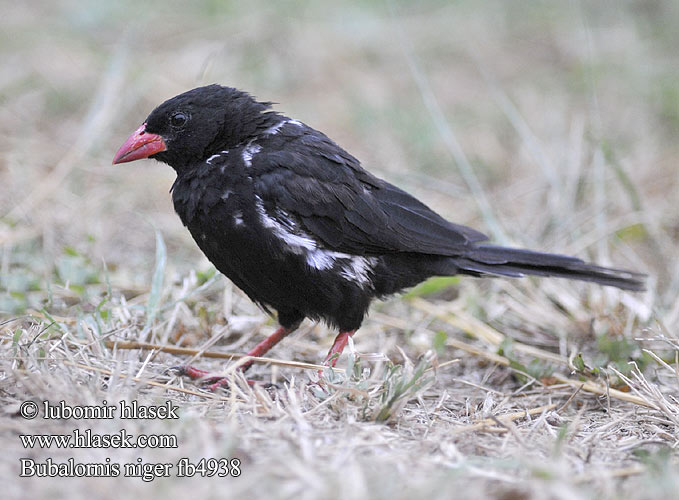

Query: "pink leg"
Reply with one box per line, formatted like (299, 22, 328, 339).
(322, 330, 356, 368)
(175, 325, 293, 390)
(239, 325, 293, 371)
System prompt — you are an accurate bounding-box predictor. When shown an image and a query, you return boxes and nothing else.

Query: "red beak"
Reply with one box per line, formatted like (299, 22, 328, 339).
(112, 123, 167, 164)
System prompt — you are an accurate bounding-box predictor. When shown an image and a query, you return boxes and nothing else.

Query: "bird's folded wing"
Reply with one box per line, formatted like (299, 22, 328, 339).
(251, 148, 487, 256)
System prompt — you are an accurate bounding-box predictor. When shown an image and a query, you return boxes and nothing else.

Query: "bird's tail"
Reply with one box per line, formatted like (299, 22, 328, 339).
(453, 245, 645, 291)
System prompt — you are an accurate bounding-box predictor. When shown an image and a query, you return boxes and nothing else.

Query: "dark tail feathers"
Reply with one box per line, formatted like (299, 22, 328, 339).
(454, 245, 645, 291)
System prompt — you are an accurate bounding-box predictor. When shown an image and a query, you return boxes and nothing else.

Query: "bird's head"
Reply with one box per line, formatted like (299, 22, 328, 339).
(113, 84, 276, 171)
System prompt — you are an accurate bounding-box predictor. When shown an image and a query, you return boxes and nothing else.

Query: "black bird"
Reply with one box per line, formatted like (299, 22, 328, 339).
(113, 84, 644, 387)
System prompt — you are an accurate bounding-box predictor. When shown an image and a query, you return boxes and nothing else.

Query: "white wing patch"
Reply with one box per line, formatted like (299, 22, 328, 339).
(207, 150, 229, 164)
(256, 197, 317, 252)
(263, 120, 288, 136)
(255, 197, 375, 287)
(263, 119, 303, 136)
(238, 120, 306, 168)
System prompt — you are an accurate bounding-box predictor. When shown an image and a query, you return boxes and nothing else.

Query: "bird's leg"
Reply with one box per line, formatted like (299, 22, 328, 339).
(238, 325, 294, 372)
(312, 331, 356, 383)
(174, 325, 294, 390)
(322, 330, 356, 368)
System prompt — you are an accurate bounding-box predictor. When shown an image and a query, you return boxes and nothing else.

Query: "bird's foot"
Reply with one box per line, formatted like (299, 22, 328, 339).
(171, 364, 211, 380)
(317, 330, 355, 378)
(309, 331, 356, 391)
(168, 325, 295, 391)
(170, 365, 265, 391)
(170, 365, 227, 390)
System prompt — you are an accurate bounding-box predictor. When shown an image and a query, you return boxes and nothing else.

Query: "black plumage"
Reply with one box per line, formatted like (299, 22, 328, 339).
(113, 84, 645, 378)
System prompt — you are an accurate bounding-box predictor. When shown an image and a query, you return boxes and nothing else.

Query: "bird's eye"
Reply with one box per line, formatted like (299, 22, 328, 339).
(170, 112, 188, 128)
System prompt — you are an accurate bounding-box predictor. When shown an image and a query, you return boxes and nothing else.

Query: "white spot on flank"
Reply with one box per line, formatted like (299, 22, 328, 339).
(242, 141, 261, 167)
(254, 196, 375, 287)
(340, 256, 377, 287)
(304, 250, 340, 270)
(221, 189, 233, 200)
(233, 211, 244, 226)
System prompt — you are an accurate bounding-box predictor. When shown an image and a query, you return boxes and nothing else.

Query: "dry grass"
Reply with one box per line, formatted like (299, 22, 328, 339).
(2, 1, 679, 498)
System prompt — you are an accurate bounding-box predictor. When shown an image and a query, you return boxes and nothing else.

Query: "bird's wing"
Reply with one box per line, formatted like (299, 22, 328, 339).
(250, 129, 487, 256)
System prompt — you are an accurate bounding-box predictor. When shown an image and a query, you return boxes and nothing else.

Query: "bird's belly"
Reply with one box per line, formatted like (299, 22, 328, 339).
(189, 220, 307, 294)
(185, 218, 374, 329)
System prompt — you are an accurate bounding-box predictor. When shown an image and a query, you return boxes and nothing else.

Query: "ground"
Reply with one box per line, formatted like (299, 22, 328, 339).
(1, 1, 678, 498)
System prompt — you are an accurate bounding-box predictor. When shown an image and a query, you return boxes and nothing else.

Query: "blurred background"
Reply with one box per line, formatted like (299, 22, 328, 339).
(3, 2, 679, 497)
(2, 0, 677, 314)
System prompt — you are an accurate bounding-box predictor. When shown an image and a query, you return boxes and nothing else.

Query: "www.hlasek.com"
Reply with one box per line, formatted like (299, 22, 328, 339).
(20, 429, 178, 449)
(18, 400, 242, 480)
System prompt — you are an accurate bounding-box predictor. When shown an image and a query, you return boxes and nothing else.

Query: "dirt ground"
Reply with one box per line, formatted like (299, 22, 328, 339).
(1, 2, 678, 498)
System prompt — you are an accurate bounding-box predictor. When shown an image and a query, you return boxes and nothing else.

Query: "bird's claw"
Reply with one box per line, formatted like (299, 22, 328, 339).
(169, 365, 210, 379)
(171, 364, 280, 392)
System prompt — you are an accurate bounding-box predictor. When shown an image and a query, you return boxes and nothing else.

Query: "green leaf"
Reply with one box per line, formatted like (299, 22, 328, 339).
(433, 330, 448, 355)
(196, 267, 217, 285)
(63, 246, 79, 257)
(404, 276, 460, 298)
(573, 353, 586, 372)
(615, 223, 647, 242)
